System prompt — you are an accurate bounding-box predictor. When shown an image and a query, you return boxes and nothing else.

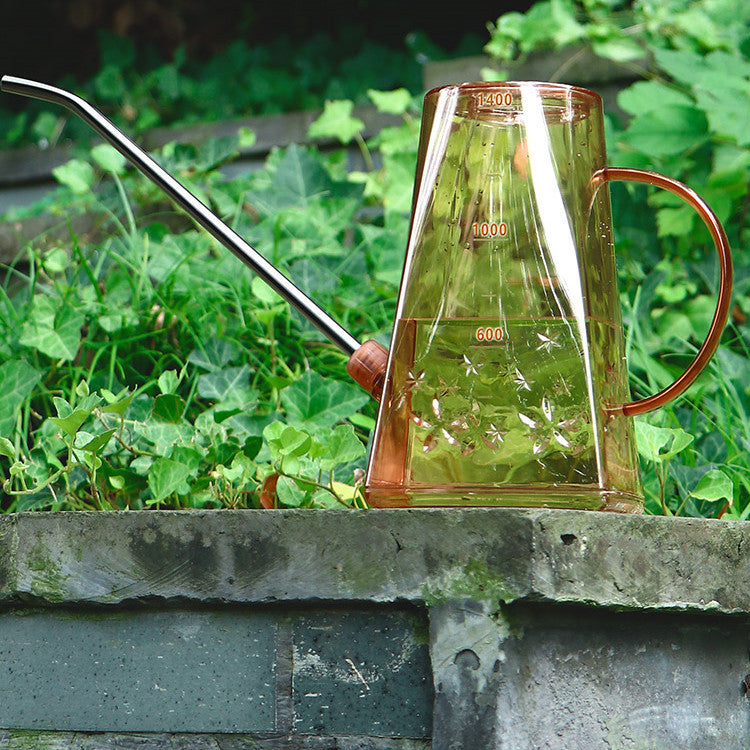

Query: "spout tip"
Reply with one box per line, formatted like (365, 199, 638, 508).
(1, 75, 34, 93)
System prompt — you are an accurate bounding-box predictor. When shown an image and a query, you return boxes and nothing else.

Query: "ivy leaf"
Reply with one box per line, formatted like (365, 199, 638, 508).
(187, 337, 239, 371)
(485, 12, 526, 59)
(617, 81, 693, 117)
(316, 424, 366, 471)
(0, 360, 41, 436)
(31, 111, 59, 143)
(48, 392, 101, 439)
(52, 396, 73, 419)
(619, 105, 708, 157)
(367, 88, 412, 115)
(275, 476, 306, 507)
(91, 143, 127, 175)
(0, 437, 16, 460)
(43, 247, 70, 275)
(280, 371, 369, 430)
(330, 481, 358, 504)
(263, 422, 313, 461)
(134, 420, 194, 456)
(549, 0, 586, 47)
(77, 428, 116, 454)
(157, 370, 180, 395)
(251, 276, 283, 305)
(309, 489, 344, 509)
(171, 446, 203, 475)
(238, 126, 257, 149)
(20, 297, 84, 361)
(147, 457, 193, 501)
(367, 120, 420, 156)
(243, 436, 263, 460)
(635, 421, 694, 463)
(690, 469, 733, 504)
(271, 145, 333, 207)
(49, 409, 91, 439)
(100, 388, 135, 415)
(591, 36, 643, 63)
(52, 158, 96, 194)
(193, 136, 239, 172)
(515, 2, 570, 52)
(152, 394, 186, 423)
(307, 100, 365, 144)
(197, 365, 255, 406)
(98, 306, 138, 333)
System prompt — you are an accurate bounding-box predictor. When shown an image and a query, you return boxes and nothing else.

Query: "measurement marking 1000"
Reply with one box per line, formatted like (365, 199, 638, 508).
(472, 222, 508, 238)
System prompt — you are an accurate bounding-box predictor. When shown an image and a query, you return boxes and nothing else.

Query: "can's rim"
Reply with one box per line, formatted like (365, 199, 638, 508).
(424, 80, 603, 108)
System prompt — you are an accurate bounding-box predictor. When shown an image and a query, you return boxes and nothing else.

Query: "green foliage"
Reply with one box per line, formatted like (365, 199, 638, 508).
(307, 100, 365, 144)
(0, 89, 419, 510)
(487, 0, 750, 518)
(1, 2, 748, 517)
(485, 0, 642, 63)
(51, 160, 96, 195)
(0, 30, 430, 150)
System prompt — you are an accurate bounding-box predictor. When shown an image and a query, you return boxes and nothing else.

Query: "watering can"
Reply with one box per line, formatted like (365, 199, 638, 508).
(1, 77, 732, 512)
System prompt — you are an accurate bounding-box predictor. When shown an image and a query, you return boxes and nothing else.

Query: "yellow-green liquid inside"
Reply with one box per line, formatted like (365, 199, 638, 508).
(393, 316, 611, 487)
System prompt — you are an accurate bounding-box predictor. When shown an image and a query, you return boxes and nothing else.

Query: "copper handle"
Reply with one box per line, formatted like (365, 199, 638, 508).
(598, 167, 733, 416)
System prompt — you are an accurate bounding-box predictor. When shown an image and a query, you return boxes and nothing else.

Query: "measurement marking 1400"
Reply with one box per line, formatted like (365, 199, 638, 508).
(476, 92, 513, 107)
(472, 222, 508, 238)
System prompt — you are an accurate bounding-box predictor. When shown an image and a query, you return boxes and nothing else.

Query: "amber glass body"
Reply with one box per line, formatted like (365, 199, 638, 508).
(367, 82, 645, 510)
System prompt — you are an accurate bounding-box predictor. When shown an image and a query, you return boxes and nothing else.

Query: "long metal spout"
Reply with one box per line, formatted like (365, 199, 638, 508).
(0, 75, 362, 356)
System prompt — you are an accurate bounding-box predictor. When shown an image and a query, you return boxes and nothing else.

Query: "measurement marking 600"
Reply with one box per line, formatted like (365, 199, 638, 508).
(475, 327, 504, 342)
(472, 222, 508, 238)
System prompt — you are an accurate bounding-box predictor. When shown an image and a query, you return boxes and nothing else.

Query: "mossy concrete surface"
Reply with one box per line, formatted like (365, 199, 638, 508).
(0, 509, 746, 614)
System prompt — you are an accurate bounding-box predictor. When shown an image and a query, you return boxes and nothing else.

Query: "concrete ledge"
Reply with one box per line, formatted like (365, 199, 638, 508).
(421, 47, 645, 91)
(0, 509, 747, 614)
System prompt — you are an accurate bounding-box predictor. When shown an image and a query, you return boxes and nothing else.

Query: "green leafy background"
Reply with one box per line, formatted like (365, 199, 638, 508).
(1, 0, 748, 518)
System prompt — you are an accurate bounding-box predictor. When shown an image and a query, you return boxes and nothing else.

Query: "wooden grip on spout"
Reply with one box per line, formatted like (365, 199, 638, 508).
(347, 340, 389, 400)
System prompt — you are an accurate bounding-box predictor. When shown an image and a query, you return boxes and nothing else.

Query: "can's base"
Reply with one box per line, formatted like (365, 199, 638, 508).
(365, 484, 643, 513)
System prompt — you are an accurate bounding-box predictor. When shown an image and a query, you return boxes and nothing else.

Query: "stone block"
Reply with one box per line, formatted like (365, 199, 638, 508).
(293, 608, 432, 738)
(0, 609, 277, 733)
(0, 517, 16, 599)
(429, 600, 750, 750)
